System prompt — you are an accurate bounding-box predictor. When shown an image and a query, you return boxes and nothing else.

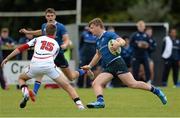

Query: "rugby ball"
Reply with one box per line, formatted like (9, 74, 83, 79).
(108, 39, 121, 56)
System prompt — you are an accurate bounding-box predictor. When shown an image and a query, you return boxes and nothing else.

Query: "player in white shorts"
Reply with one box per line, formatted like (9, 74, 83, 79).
(1, 23, 85, 110)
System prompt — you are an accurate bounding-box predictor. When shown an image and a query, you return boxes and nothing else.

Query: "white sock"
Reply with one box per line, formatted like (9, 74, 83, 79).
(21, 87, 29, 97)
(75, 100, 83, 105)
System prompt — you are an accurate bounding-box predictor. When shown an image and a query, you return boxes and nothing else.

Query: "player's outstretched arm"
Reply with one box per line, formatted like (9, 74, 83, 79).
(1, 44, 30, 67)
(19, 28, 42, 36)
(1, 49, 20, 67)
(81, 50, 101, 70)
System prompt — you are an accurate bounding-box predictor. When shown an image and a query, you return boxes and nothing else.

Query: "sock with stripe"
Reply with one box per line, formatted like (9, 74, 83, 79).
(33, 81, 41, 95)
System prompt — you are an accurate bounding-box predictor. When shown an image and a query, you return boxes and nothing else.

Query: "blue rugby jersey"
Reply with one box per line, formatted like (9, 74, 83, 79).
(81, 30, 96, 44)
(80, 30, 97, 62)
(121, 45, 133, 60)
(148, 37, 157, 58)
(96, 31, 120, 66)
(130, 31, 150, 58)
(41, 21, 67, 53)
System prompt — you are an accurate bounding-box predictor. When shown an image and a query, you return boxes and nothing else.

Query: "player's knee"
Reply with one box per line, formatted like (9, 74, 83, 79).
(66, 74, 75, 81)
(19, 74, 26, 81)
(68, 77, 74, 81)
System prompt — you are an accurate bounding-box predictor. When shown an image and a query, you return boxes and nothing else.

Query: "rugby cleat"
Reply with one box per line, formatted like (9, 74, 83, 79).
(19, 95, 29, 108)
(156, 88, 167, 105)
(28, 89, 36, 102)
(86, 101, 105, 108)
(76, 104, 86, 110)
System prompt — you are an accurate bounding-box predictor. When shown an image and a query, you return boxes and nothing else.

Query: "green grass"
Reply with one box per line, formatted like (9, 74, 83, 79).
(0, 85, 180, 117)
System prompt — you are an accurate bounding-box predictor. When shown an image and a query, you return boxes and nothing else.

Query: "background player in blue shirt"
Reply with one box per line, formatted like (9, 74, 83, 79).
(19, 8, 86, 100)
(145, 27, 157, 84)
(121, 35, 133, 70)
(78, 26, 98, 88)
(82, 18, 167, 108)
(130, 20, 151, 82)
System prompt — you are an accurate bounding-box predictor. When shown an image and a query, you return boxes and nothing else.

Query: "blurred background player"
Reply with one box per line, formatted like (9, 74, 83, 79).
(121, 35, 133, 71)
(161, 28, 180, 87)
(17, 28, 34, 60)
(1, 24, 85, 110)
(145, 27, 157, 84)
(19, 8, 87, 96)
(78, 26, 99, 88)
(138, 27, 157, 83)
(0, 35, 7, 90)
(130, 20, 151, 82)
(82, 18, 167, 108)
(0, 27, 16, 48)
(0, 27, 16, 90)
(0, 27, 16, 59)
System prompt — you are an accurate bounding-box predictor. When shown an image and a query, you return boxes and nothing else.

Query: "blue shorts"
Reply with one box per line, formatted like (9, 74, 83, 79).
(103, 57, 129, 77)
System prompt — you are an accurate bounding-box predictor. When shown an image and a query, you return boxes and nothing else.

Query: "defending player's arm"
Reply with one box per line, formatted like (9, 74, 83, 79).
(81, 49, 102, 70)
(19, 29, 42, 36)
(1, 44, 30, 67)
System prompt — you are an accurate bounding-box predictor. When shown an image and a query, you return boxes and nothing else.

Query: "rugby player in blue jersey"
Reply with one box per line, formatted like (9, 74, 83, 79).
(81, 18, 167, 108)
(19, 8, 87, 101)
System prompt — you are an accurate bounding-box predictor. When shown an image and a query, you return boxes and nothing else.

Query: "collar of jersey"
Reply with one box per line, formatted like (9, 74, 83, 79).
(98, 30, 106, 39)
(47, 35, 55, 39)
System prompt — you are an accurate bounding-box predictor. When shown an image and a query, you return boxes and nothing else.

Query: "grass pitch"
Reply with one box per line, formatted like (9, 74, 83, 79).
(0, 85, 180, 117)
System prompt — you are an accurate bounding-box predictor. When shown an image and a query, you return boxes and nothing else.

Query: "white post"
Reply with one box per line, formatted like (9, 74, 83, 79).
(76, 0, 82, 25)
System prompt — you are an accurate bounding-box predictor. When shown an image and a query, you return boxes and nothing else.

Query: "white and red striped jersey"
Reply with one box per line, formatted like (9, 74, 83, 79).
(26, 36, 59, 64)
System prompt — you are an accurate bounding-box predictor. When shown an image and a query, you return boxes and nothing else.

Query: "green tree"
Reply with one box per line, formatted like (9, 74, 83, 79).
(127, 0, 171, 22)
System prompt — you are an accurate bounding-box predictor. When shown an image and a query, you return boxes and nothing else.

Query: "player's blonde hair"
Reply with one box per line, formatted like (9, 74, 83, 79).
(88, 18, 105, 29)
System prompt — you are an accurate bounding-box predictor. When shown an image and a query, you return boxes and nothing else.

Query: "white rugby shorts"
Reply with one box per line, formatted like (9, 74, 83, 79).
(24, 63, 60, 80)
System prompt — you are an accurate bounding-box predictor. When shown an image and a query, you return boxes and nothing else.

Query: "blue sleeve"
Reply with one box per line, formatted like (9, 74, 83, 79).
(41, 23, 46, 35)
(111, 32, 119, 39)
(96, 40, 99, 50)
(130, 32, 138, 48)
(149, 38, 157, 53)
(58, 24, 67, 35)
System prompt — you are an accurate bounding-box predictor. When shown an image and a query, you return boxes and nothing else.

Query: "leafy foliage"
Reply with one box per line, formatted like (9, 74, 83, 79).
(127, 0, 171, 22)
(0, 0, 180, 39)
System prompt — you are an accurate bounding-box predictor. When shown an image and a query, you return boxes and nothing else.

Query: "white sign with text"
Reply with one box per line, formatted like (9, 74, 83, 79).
(3, 61, 75, 85)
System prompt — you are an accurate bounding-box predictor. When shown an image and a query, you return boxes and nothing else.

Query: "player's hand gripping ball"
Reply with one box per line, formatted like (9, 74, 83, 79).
(108, 39, 121, 56)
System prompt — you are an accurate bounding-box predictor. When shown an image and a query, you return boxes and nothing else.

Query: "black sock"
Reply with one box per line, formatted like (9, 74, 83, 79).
(150, 86, 158, 94)
(97, 95, 104, 102)
(20, 84, 28, 89)
(73, 97, 80, 103)
(150, 86, 155, 92)
(97, 95, 103, 98)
